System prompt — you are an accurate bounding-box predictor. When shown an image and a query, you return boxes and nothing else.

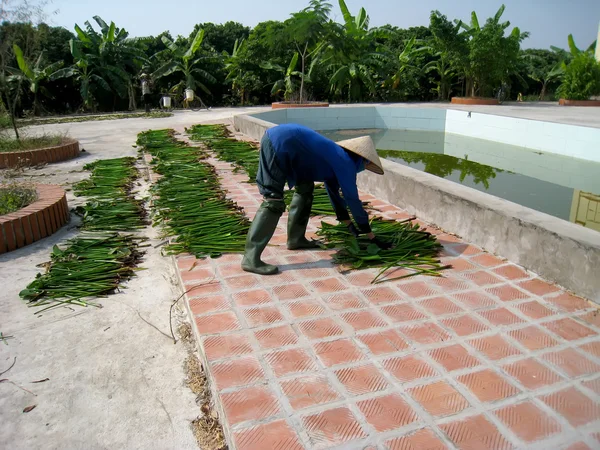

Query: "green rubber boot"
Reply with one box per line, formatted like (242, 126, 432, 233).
(287, 183, 320, 250)
(241, 200, 284, 275)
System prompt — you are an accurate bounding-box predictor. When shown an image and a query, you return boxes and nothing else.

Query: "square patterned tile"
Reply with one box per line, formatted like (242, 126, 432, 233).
(357, 329, 409, 355)
(334, 363, 389, 396)
(357, 393, 418, 432)
(302, 407, 366, 449)
(280, 375, 341, 410)
(409, 381, 470, 417)
(503, 358, 564, 390)
(313, 338, 365, 367)
(457, 369, 520, 403)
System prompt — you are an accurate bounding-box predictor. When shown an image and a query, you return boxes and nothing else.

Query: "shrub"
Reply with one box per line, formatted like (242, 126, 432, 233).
(0, 183, 38, 215)
(557, 52, 600, 100)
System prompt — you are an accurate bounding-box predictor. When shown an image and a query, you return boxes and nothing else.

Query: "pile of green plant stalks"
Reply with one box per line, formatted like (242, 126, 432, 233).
(137, 129, 250, 258)
(20, 232, 147, 310)
(20, 111, 173, 127)
(186, 124, 339, 216)
(317, 217, 448, 284)
(73, 157, 148, 231)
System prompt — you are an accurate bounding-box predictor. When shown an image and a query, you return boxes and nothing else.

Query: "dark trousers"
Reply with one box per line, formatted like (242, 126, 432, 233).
(256, 133, 313, 201)
(143, 94, 151, 113)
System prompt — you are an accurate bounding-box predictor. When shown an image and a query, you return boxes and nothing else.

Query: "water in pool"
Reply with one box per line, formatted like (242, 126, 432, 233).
(320, 129, 600, 233)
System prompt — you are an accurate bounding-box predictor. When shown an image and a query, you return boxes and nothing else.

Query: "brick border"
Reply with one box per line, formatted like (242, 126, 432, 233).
(0, 184, 69, 254)
(0, 139, 80, 169)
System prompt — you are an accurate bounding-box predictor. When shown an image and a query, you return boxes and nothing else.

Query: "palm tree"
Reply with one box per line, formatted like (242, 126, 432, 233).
(11, 45, 65, 115)
(324, 0, 389, 102)
(151, 29, 217, 98)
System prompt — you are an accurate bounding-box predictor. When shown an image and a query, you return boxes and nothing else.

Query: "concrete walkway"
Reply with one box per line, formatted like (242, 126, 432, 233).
(180, 157, 600, 450)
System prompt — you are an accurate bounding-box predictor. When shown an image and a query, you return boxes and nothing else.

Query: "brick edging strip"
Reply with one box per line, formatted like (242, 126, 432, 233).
(0, 184, 70, 254)
(0, 139, 80, 169)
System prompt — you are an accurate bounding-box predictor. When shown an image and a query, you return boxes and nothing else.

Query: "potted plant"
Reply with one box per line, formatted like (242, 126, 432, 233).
(557, 52, 600, 106)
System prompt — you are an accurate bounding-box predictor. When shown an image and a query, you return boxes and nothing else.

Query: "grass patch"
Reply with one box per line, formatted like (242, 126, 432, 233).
(22, 111, 172, 126)
(0, 183, 38, 215)
(0, 134, 65, 153)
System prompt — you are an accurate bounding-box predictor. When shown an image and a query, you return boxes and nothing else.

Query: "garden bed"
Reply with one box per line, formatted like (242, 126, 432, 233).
(451, 97, 499, 105)
(559, 99, 600, 107)
(0, 184, 69, 254)
(0, 138, 80, 169)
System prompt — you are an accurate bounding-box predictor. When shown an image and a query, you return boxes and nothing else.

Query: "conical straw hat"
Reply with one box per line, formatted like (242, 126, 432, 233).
(336, 136, 384, 175)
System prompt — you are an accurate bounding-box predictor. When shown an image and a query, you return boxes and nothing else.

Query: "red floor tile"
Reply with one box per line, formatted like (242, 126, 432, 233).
(334, 363, 389, 396)
(431, 277, 473, 292)
(383, 355, 438, 382)
(582, 378, 600, 396)
(273, 283, 310, 300)
(398, 281, 439, 299)
(409, 380, 470, 417)
(211, 355, 265, 390)
(579, 311, 600, 328)
(579, 341, 600, 358)
(323, 292, 367, 311)
(310, 277, 350, 293)
(189, 295, 230, 315)
(429, 344, 481, 371)
(495, 401, 561, 443)
(493, 264, 530, 280)
(341, 310, 388, 330)
(313, 338, 365, 367)
(280, 374, 341, 410)
(518, 279, 560, 297)
(286, 299, 326, 318)
(203, 333, 253, 361)
(468, 334, 522, 361)
(347, 271, 379, 287)
(221, 385, 280, 425)
(400, 322, 452, 344)
(446, 257, 477, 272)
(543, 318, 597, 341)
(195, 311, 240, 335)
(218, 263, 248, 278)
(302, 407, 366, 449)
(452, 291, 498, 310)
(419, 296, 464, 316)
(254, 325, 299, 349)
(180, 267, 215, 283)
(545, 292, 591, 313)
(486, 284, 530, 302)
(225, 274, 261, 291)
(508, 326, 560, 351)
(441, 414, 513, 450)
(357, 393, 418, 432)
(243, 305, 284, 327)
(471, 253, 504, 268)
(441, 315, 491, 337)
(541, 387, 600, 427)
(381, 303, 427, 323)
(542, 348, 600, 377)
(357, 329, 409, 355)
(515, 301, 556, 319)
(462, 270, 503, 287)
(233, 289, 272, 307)
(264, 348, 317, 377)
(503, 358, 564, 390)
(386, 428, 448, 450)
(457, 369, 520, 403)
(233, 420, 303, 450)
(478, 307, 525, 326)
(297, 317, 345, 340)
(362, 286, 404, 305)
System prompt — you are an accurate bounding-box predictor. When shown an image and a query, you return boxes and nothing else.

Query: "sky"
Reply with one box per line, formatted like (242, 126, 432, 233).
(48, 0, 600, 50)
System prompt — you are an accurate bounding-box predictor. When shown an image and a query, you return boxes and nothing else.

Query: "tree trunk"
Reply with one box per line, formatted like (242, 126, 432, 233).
(128, 84, 136, 111)
(33, 91, 40, 116)
(299, 43, 308, 104)
(539, 81, 547, 101)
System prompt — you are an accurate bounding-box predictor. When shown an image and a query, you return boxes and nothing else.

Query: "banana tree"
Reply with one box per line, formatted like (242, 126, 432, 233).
(324, 0, 389, 101)
(424, 54, 455, 100)
(261, 53, 302, 100)
(12, 45, 64, 115)
(152, 29, 216, 96)
(225, 39, 261, 105)
(50, 40, 112, 111)
(388, 36, 429, 90)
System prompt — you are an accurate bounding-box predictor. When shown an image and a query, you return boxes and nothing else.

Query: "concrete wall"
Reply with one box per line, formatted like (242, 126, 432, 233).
(247, 106, 600, 162)
(357, 160, 600, 302)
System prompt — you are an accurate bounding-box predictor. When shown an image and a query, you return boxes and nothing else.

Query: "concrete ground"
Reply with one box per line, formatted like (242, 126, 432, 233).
(0, 103, 598, 449)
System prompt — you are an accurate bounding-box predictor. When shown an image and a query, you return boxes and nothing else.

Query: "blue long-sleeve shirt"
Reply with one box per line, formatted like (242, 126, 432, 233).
(266, 124, 371, 232)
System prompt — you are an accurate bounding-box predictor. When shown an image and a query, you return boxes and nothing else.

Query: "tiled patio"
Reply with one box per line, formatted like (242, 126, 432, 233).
(178, 158, 600, 450)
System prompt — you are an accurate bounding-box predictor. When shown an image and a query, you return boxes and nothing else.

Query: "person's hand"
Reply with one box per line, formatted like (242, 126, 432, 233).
(371, 236, 392, 250)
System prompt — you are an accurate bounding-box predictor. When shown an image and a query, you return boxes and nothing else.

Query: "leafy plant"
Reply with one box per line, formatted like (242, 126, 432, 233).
(152, 29, 216, 95)
(0, 183, 37, 215)
(557, 52, 600, 101)
(261, 53, 302, 100)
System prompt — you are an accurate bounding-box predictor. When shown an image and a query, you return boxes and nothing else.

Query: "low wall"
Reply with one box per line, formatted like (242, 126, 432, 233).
(234, 109, 600, 302)
(0, 139, 80, 169)
(0, 184, 70, 254)
(357, 160, 600, 302)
